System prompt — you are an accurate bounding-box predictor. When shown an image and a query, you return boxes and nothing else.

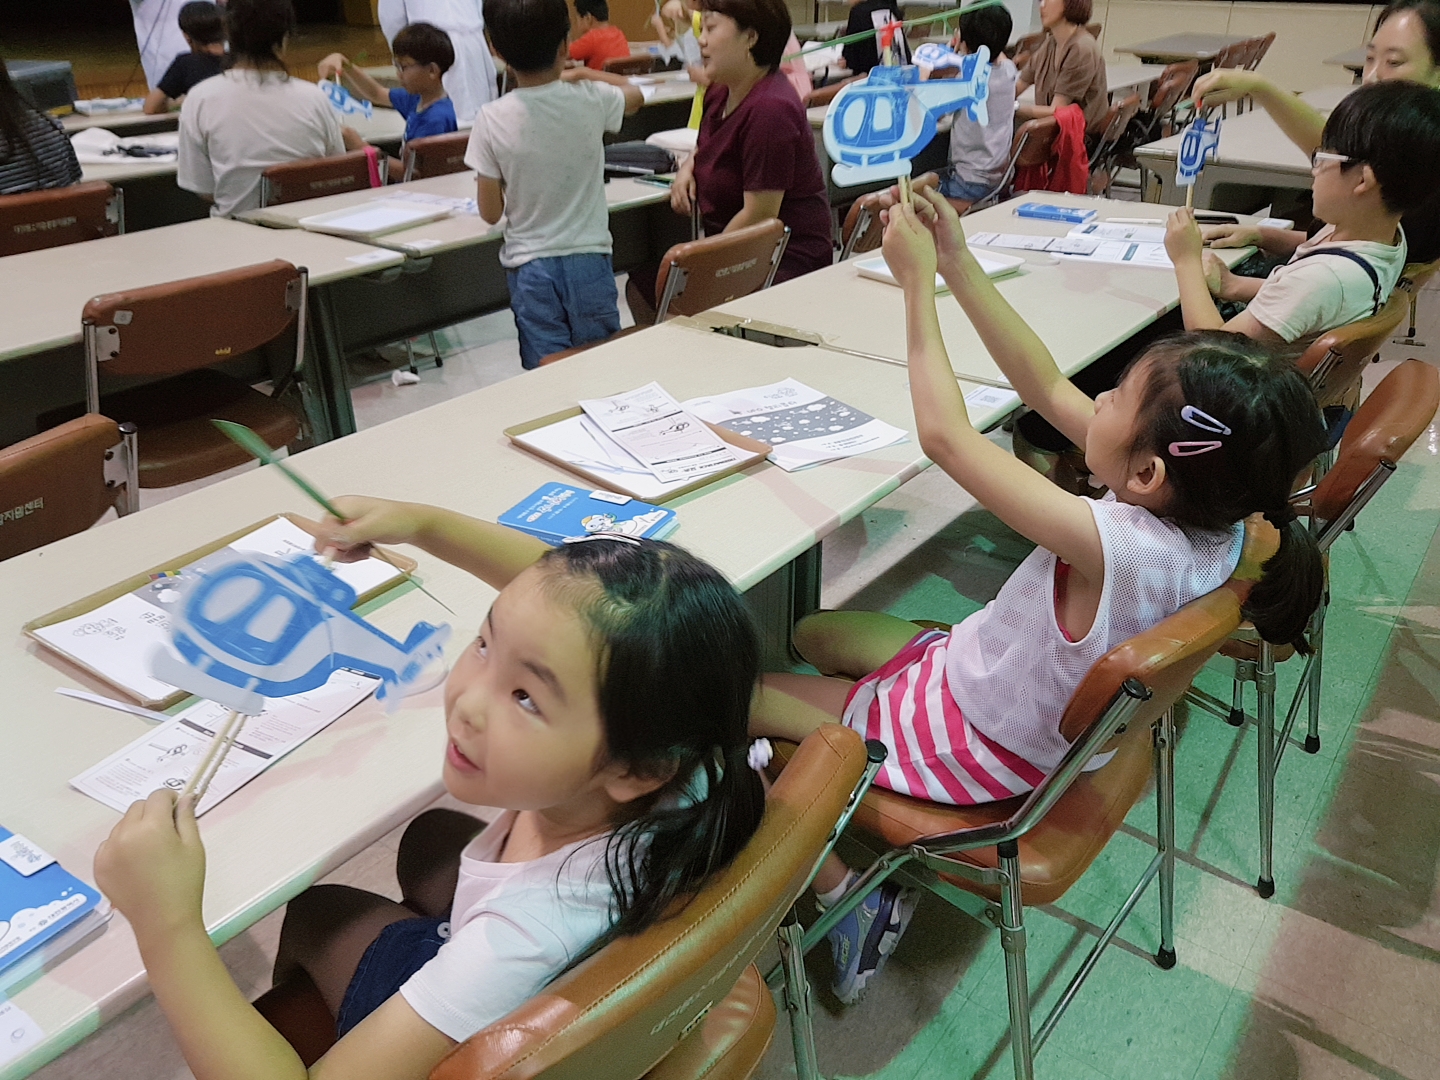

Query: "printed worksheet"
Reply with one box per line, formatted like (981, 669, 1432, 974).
(579, 383, 738, 484)
(968, 232, 1100, 255)
(1070, 222, 1167, 244)
(70, 670, 380, 816)
(31, 518, 403, 703)
(683, 379, 908, 471)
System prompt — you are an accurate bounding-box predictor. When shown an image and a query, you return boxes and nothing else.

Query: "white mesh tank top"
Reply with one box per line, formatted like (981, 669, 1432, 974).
(944, 494, 1243, 772)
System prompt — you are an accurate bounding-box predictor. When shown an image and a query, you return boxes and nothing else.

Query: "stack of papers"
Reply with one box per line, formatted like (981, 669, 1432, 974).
(0, 828, 110, 995)
(385, 190, 480, 216)
(684, 379, 907, 471)
(970, 228, 1173, 269)
(298, 198, 456, 239)
(71, 670, 381, 816)
(30, 518, 405, 706)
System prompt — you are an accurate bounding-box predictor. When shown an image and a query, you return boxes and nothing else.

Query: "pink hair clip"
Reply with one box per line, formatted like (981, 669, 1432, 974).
(1168, 440, 1224, 456)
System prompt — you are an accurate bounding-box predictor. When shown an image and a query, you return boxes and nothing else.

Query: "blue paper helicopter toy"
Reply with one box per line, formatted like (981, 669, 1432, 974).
(822, 46, 991, 187)
(1177, 115, 1222, 188)
(150, 550, 450, 715)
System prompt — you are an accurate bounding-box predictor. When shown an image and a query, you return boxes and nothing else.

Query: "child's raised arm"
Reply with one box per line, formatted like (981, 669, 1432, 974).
(908, 187, 1098, 450)
(318, 53, 393, 108)
(313, 497, 551, 589)
(882, 204, 1104, 579)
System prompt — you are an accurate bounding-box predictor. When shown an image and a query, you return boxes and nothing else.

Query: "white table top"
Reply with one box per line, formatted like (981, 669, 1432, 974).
(235, 172, 669, 256)
(0, 218, 404, 363)
(62, 109, 177, 135)
(714, 193, 1252, 389)
(0, 318, 942, 1078)
(1019, 62, 1167, 104)
(1115, 32, 1249, 61)
(1134, 84, 1354, 170)
(1325, 45, 1366, 70)
(78, 106, 409, 185)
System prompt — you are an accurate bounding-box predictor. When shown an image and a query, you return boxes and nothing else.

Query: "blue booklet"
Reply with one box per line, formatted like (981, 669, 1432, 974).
(0, 827, 110, 993)
(498, 484, 678, 545)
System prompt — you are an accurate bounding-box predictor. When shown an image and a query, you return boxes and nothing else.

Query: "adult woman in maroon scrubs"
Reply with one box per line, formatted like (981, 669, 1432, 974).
(627, 0, 832, 323)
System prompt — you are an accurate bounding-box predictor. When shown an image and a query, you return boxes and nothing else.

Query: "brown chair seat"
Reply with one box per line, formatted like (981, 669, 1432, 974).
(100, 369, 299, 488)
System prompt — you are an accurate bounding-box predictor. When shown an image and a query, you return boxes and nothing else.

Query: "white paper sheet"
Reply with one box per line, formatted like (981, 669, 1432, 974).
(32, 519, 404, 703)
(968, 232, 1100, 255)
(578, 382, 738, 484)
(513, 415, 698, 501)
(70, 670, 380, 816)
(683, 379, 908, 471)
(1070, 222, 1168, 243)
(969, 231, 1172, 268)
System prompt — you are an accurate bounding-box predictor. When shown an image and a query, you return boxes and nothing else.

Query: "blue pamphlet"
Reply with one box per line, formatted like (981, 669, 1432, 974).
(498, 484, 678, 545)
(1014, 203, 1098, 224)
(0, 826, 109, 993)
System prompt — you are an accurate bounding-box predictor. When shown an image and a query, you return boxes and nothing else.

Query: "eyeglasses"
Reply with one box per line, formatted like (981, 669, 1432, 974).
(1310, 150, 1355, 171)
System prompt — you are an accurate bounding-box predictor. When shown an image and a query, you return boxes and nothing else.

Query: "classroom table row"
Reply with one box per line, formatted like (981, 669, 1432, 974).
(0, 190, 1259, 1078)
(0, 173, 684, 449)
(1135, 83, 1353, 210)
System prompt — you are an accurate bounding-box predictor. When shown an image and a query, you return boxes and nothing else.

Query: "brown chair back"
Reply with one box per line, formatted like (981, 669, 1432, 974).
(1246, 31, 1275, 70)
(1087, 92, 1142, 194)
(1014, 114, 1060, 169)
(1310, 359, 1440, 523)
(401, 130, 472, 182)
(604, 54, 655, 77)
(0, 415, 135, 561)
(261, 150, 381, 207)
(1401, 257, 1440, 291)
(839, 173, 939, 258)
(0, 181, 120, 256)
(81, 260, 304, 405)
(1213, 40, 1249, 70)
(652, 219, 789, 320)
(1149, 59, 1198, 115)
(1295, 287, 1409, 409)
(429, 725, 868, 1080)
(1009, 31, 1045, 69)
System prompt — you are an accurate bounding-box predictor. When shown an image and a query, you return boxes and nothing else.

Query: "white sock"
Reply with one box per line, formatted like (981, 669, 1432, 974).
(816, 869, 859, 909)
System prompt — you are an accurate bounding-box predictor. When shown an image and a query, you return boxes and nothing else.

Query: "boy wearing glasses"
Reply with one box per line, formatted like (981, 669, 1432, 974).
(319, 22, 459, 153)
(1164, 81, 1440, 347)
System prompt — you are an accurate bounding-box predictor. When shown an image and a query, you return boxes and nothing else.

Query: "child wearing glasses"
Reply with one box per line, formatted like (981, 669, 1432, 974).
(1165, 81, 1440, 347)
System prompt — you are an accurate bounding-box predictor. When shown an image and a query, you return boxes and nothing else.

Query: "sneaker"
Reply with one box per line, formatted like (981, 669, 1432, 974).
(825, 880, 918, 1005)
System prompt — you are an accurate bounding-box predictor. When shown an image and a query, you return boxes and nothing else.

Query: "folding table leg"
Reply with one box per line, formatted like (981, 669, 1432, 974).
(1255, 641, 1277, 899)
(1305, 606, 1325, 754)
(997, 840, 1035, 1080)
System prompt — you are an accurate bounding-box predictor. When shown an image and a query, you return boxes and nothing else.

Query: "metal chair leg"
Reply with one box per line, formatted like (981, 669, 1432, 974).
(427, 331, 443, 367)
(779, 914, 823, 1080)
(1256, 640, 1277, 898)
(1227, 661, 1248, 726)
(997, 839, 1035, 1080)
(404, 338, 418, 375)
(1154, 707, 1177, 969)
(1305, 605, 1325, 754)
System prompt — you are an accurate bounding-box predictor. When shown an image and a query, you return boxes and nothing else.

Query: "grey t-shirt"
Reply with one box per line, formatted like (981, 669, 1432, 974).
(464, 80, 626, 269)
(948, 55, 1018, 189)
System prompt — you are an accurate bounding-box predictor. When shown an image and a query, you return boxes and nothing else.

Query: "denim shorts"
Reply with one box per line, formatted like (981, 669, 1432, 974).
(506, 252, 621, 369)
(938, 175, 996, 203)
(336, 916, 449, 1036)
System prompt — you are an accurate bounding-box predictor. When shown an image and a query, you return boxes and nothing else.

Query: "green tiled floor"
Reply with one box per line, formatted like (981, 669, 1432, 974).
(757, 382, 1440, 1079)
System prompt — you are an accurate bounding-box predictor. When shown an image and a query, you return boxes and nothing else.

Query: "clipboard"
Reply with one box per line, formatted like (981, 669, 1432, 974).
(25, 513, 417, 709)
(505, 407, 770, 503)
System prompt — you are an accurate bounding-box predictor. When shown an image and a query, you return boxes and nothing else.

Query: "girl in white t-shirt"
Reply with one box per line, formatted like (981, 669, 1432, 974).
(752, 188, 1329, 1004)
(95, 512, 767, 1079)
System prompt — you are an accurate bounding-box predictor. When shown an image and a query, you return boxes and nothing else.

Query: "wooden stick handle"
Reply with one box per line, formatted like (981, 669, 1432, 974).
(1185, 183, 1195, 210)
(181, 708, 246, 803)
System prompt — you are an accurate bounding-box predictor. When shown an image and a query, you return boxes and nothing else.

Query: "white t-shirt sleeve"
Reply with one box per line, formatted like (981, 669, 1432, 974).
(1245, 260, 1352, 344)
(464, 110, 501, 179)
(399, 909, 573, 1042)
(587, 81, 627, 135)
(176, 93, 215, 197)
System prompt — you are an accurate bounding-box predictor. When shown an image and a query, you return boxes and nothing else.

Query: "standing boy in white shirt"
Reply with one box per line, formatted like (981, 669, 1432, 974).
(466, 0, 642, 368)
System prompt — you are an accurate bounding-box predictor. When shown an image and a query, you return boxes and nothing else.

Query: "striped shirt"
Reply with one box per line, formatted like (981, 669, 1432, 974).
(0, 109, 82, 195)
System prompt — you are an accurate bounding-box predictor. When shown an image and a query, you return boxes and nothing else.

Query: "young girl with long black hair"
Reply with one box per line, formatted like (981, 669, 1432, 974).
(95, 503, 766, 1080)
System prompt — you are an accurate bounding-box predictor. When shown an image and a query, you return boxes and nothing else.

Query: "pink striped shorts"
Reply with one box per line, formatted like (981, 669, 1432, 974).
(841, 630, 1047, 805)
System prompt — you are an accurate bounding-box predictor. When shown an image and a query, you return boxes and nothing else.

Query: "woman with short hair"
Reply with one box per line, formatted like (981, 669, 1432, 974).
(630, 0, 831, 322)
(1014, 0, 1108, 134)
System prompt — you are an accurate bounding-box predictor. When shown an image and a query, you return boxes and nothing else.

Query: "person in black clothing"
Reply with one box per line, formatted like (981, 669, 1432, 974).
(841, 0, 902, 74)
(143, 1, 227, 114)
(0, 55, 81, 195)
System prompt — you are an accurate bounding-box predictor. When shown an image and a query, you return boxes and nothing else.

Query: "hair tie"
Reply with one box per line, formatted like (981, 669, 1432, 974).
(747, 738, 773, 773)
(1265, 506, 1298, 528)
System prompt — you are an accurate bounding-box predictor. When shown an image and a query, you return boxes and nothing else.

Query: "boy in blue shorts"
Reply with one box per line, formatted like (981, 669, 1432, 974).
(469, 0, 642, 368)
(319, 22, 458, 159)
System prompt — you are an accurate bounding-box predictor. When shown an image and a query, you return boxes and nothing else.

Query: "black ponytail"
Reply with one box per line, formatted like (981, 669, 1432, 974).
(1127, 332, 1328, 651)
(537, 538, 765, 963)
(1248, 507, 1324, 652)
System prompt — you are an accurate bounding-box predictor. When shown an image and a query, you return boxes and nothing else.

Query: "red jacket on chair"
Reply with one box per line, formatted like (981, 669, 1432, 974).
(1013, 103, 1089, 195)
